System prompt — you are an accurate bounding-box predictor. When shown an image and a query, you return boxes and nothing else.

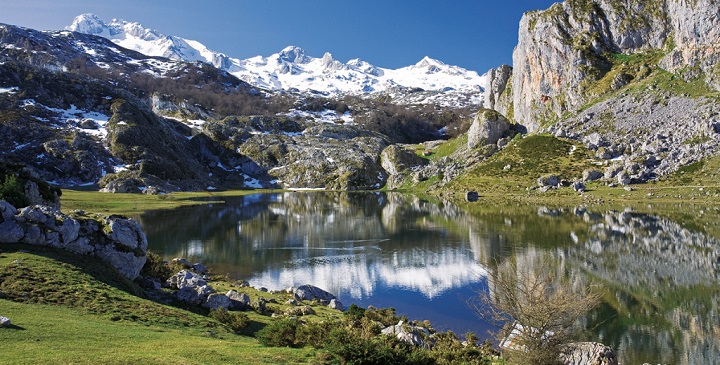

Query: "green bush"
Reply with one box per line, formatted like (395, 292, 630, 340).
(209, 308, 250, 333)
(140, 251, 173, 281)
(0, 174, 30, 208)
(321, 327, 433, 365)
(255, 319, 303, 347)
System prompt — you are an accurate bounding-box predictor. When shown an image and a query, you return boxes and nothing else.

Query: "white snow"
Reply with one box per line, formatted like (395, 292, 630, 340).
(0, 86, 18, 94)
(68, 14, 488, 106)
(243, 174, 263, 189)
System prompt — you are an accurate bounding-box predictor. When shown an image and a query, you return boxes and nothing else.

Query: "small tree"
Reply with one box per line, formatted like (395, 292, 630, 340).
(471, 254, 600, 365)
(0, 174, 30, 208)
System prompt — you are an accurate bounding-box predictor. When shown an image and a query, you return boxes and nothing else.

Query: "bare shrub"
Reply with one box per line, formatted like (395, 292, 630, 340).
(471, 254, 601, 365)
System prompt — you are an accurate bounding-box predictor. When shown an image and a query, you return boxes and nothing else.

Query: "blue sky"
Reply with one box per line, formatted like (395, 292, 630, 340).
(0, 0, 558, 72)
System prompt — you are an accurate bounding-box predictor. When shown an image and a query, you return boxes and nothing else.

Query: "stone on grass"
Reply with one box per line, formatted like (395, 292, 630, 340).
(0, 316, 11, 327)
(203, 293, 231, 310)
(293, 284, 337, 304)
(328, 298, 344, 311)
(226, 290, 251, 310)
(381, 320, 431, 347)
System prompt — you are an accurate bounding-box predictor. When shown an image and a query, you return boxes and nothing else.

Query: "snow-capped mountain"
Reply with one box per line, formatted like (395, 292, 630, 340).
(67, 14, 488, 104)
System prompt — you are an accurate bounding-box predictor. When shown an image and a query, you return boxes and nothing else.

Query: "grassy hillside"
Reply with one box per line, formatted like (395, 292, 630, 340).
(0, 244, 315, 364)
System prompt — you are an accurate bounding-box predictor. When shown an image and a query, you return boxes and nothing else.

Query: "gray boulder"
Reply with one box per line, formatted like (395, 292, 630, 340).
(582, 170, 604, 182)
(465, 191, 479, 202)
(0, 200, 16, 221)
(537, 175, 560, 188)
(573, 181, 586, 193)
(0, 316, 11, 327)
(559, 342, 618, 365)
(1, 203, 148, 280)
(468, 109, 511, 149)
(203, 293, 232, 310)
(381, 320, 431, 347)
(0, 220, 24, 243)
(293, 284, 337, 303)
(328, 298, 344, 311)
(226, 290, 251, 310)
(177, 284, 215, 306)
(104, 217, 148, 252)
(167, 270, 207, 290)
(252, 298, 267, 313)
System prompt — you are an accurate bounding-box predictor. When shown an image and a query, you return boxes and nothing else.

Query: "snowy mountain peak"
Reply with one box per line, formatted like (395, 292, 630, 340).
(416, 56, 444, 68)
(67, 13, 105, 35)
(278, 46, 309, 64)
(66, 14, 488, 106)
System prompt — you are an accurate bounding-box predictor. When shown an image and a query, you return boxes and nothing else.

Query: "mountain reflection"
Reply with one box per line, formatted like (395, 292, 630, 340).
(140, 193, 720, 364)
(140, 192, 488, 299)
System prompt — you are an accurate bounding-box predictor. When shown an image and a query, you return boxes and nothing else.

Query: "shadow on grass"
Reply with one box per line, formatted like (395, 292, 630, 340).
(1, 323, 26, 331)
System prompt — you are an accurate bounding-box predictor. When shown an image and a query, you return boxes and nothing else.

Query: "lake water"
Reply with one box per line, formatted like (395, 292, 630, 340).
(139, 192, 720, 365)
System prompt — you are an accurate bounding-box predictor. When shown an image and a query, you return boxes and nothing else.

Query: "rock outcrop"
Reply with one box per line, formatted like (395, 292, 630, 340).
(560, 342, 619, 365)
(509, 0, 720, 132)
(467, 109, 511, 149)
(0, 200, 147, 279)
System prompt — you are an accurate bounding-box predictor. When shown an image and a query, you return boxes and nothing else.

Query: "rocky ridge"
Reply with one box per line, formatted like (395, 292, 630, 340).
(0, 200, 148, 279)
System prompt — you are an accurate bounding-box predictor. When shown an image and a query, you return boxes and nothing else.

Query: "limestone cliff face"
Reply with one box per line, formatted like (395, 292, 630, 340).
(510, 0, 720, 132)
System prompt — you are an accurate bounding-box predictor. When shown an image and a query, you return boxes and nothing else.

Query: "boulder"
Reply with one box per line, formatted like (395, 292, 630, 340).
(18, 206, 47, 224)
(192, 263, 208, 275)
(468, 109, 511, 149)
(0, 316, 11, 327)
(465, 191, 479, 202)
(0, 220, 24, 243)
(0, 200, 17, 221)
(573, 181, 586, 193)
(167, 270, 207, 290)
(285, 305, 316, 316)
(94, 244, 147, 280)
(381, 320, 431, 347)
(203, 293, 231, 310)
(252, 298, 267, 314)
(582, 170, 604, 182)
(328, 298, 344, 311)
(226, 290, 251, 310)
(559, 342, 618, 365)
(537, 175, 560, 188)
(104, 216, 148, 252)
(293, 284, 337, 303)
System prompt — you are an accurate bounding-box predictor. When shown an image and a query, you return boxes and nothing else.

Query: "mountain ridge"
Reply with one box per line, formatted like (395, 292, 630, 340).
(66, 13, 488, 102)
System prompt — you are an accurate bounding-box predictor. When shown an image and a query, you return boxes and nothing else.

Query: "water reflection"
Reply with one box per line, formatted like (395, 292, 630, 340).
(139, 192, 720, 364)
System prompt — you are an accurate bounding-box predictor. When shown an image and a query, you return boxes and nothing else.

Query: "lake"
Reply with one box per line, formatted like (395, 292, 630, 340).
(139, 192, 720, 365)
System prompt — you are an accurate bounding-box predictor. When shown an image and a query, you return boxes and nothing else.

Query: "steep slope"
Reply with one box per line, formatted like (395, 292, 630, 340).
(471, 0, 720, 187)
(67, 14, 487, 106)
(507, 0, 720, 132)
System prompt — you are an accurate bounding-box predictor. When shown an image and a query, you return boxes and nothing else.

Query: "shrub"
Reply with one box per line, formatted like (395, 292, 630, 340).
(0, 174, 29, 208)
(140, 251, 173, 281)
(209, 308, 250, 333)
(255, 319, 303, 347)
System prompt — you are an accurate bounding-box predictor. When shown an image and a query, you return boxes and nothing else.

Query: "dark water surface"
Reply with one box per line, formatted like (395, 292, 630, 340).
(140, 192, 720, 365)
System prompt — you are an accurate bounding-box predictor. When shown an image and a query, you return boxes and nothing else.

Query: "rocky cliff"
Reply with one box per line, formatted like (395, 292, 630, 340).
(507, 0, 720, 132)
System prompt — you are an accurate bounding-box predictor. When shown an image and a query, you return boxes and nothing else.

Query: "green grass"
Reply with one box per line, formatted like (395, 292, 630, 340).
(413, 135, 468, 161)
(0, 301, 312, 365)
(445, 134, 594, 194)
(0, 245, 314, 364)
(60, 189, 272, 216)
